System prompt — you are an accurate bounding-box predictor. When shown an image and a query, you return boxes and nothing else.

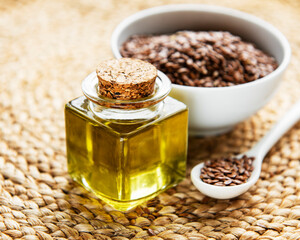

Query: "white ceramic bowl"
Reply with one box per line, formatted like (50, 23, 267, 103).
(111, 4, 291, 136)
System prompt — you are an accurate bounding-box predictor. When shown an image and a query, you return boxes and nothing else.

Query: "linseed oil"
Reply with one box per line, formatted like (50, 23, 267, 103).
(65, 58, 188, 211)
(65, 96, 188, 211)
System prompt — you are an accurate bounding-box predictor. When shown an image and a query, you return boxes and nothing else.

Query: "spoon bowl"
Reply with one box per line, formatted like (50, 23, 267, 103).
(191, 100, 300, 199)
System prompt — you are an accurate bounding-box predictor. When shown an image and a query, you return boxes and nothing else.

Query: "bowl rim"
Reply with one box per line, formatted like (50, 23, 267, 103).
(111, 4, 291, 92)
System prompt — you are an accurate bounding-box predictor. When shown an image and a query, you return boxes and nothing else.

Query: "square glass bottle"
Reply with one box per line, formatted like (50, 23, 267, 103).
(65, 59, 188, 211)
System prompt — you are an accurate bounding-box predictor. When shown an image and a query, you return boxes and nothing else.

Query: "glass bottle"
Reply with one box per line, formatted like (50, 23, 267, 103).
(65, 58, 188, 211)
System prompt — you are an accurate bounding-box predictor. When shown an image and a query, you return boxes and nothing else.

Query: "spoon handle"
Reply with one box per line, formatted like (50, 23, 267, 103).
(249, 100, 300, 158)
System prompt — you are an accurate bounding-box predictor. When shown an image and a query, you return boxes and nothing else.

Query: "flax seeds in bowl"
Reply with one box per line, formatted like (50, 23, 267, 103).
(120, 31, 278, 87)
(111, 4, 291, 136)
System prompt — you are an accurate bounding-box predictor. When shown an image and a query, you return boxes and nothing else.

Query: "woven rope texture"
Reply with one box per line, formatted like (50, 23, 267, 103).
(0, 0, 300, 239)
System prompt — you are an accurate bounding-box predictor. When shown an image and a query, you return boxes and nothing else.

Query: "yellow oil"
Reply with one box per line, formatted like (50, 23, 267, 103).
(65, 96, 188, 211)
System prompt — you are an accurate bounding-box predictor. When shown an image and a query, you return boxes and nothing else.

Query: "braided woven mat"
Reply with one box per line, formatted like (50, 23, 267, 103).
(1, 0, 300, 239)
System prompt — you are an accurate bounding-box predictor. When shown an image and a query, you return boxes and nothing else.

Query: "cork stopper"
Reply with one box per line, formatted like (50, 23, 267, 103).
(96, 58, 157, 100)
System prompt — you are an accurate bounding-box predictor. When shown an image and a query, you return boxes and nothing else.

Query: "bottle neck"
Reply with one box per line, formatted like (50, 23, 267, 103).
(82, 70, 171, 122)
(89, 100, 164, 122)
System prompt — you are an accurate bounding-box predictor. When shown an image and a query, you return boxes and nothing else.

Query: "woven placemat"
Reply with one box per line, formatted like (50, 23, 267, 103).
(1, 0, 300, 239)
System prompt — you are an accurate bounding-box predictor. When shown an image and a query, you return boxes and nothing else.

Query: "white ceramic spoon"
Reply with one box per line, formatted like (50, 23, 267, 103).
(191, 100, 300, 199)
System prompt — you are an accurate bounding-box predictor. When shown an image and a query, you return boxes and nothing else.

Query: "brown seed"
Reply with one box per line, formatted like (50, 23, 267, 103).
(224, 179, 232, 185)
(214, 182, 224, 186)
(232, 179, 243, 184)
